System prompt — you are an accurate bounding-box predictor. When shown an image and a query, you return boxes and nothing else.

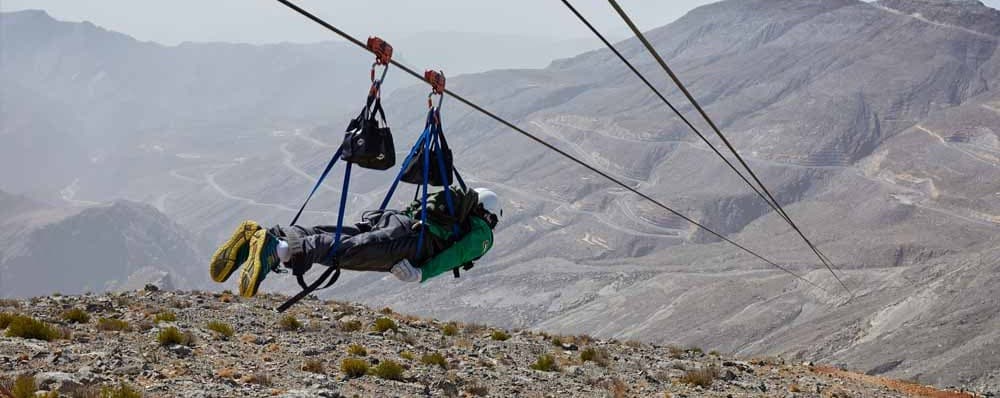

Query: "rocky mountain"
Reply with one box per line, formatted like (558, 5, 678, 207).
(1, 0, 999, 393)
(0, 291, 984, 397)
(0, 197, 204, 297)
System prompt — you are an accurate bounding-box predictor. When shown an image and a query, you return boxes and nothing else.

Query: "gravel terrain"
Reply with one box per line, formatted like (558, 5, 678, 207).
(0, 290, 984, 397)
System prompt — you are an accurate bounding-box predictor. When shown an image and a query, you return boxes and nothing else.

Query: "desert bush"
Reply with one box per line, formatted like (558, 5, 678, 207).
(347, 344, 367, 356)
(157, 326, 192, 347)
(465, 382, 489, 396)
(420, 352, 448, 369)
(530, 354, 559, 372)
(607, 377, 627, 398)
(153, 312, 176, 323)
(100, 383, 143, 398)
(667, 345, 685, 358)
(0, 299, 20, 308)
(244, 372, 272, 386)
(400, 351, 415, 361)
(709, 350, 721, 357)
(5, 315, 62, 341)
(279, 314, 302, 331)
(373, 360, 404, 381)
(302, 359, 324, 374)
(624, 340, 643, 349)
(380, 307, 394, 315)
(0, 312, 15, 328)
(687, 346, 704, 355)
(97, 318, 131, 332)
(339, 319, 362, 332)
(679, 367, 718, 388)
(62, 308, 91, 324)
(550, 335, 563, 346)
(372, 317, 398, 333)
(490, 330, 510, 341)
(206, 321, 234, 339)
(580, 347, 611, 367)
(4, 374, 36, 398)
(340, 358, 369, 378)
(441, 322, 459, 336)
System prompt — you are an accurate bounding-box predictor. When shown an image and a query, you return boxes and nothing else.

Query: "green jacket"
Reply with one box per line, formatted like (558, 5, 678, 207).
(418, 216, 493, 282)
(403, 187, 494, 282)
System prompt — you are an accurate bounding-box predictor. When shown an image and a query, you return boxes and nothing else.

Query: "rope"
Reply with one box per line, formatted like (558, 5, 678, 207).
(273, 0, 830, 294)
(606, 0, 852, 297)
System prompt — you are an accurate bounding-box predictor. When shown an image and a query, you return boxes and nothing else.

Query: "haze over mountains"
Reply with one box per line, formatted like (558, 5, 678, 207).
(1, 0, 998, 393)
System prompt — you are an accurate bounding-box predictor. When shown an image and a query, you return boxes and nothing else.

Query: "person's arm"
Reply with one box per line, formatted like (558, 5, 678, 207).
(419, 218, 493, 282)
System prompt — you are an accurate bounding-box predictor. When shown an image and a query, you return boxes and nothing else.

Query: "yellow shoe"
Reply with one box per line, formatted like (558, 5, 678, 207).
(209, 220, 260, 283)
(238, 229, 279, 298)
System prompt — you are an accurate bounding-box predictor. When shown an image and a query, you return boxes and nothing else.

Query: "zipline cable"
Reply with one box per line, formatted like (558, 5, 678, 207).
(605, 0, 853, 297)
(273, 0, 830, 294)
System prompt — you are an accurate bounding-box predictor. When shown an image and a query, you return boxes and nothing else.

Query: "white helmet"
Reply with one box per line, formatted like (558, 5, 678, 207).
(474, 188, 502, 218)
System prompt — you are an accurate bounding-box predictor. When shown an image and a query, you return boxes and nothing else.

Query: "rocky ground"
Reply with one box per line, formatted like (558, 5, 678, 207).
(0, 289, 986, 397)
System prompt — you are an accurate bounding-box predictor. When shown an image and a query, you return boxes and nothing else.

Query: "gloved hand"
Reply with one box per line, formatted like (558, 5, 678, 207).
(390, 259, 421, 283)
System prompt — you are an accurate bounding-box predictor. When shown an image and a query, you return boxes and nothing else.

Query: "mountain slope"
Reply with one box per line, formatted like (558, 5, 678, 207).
(0, 200, 203, 297)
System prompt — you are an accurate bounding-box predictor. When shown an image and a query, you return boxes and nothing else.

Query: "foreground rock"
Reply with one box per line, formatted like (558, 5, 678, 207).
(0, 291, 986, 397)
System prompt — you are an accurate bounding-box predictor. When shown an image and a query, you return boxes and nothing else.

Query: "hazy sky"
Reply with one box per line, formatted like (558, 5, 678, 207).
(0, 1, 720, 45)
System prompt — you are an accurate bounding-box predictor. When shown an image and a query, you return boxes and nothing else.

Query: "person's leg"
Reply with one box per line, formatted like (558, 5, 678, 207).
(268, 224, 361, 273)
(268, 212, 426, 275)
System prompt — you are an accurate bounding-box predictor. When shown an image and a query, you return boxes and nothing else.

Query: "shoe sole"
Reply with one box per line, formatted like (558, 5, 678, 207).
(239, 229, 278, 298)
(209, 220, 259, 283)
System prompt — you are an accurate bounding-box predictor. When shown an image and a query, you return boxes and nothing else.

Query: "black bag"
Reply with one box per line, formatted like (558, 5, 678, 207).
(401, 123, 454, 186)
(342, 98, 395, 170)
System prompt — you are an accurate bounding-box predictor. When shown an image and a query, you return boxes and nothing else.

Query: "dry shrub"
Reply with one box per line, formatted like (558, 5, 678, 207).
(530, 354, 559, 372)
(242, 372, 272, 386)
(157, 326, 193, 347)
(302, 359, 324, 374)
(99, 383, 143, 398)
(490, 330, 510, 341)
(580, 347, 611, 367)
(341, 358, 369, 378)
(420, 352, 448, 369)
(153, 312, 176, 323)
(624, 340, 643, 349)
(339, 320, 362, 332)
(607, 377, 627, 398)
(61, 308, 90, 324)
(5, 315, 62, 341)
(441, 322, 459, 336)
(465, 382, 489, 396)
(400, 351, 415, 361)
(679, 367, 718, 388)
(279, 314, 302, 331)
(372, 317, 398, 333)
(206, 321, 234, 339)
(347, 344, 367, 356)
(97, 318, 131, 332)
(373, 360, 404, 381)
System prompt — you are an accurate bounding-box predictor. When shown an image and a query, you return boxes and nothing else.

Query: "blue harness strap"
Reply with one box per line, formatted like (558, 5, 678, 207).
(290, 146, 344, 226)
(379, 110, 435, 211)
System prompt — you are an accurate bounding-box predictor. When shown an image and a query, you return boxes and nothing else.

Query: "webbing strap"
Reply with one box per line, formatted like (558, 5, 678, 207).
(290, 146, 344, 226)
(430, 128, 461, 239)
(379, 111, 435, 211)
(280, 159, 353, 311)
(416, 130, 432, 253)
(323, 161, 353, 264)
(278, 267, 340, 312)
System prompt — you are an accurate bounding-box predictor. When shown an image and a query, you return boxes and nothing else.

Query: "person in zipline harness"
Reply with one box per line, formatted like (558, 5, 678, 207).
(208, 186, 501, 297)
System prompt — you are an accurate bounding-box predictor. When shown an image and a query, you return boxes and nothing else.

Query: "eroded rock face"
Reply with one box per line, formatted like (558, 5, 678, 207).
(0, 292, 987, 397)
(878, 0, 1000, 36)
